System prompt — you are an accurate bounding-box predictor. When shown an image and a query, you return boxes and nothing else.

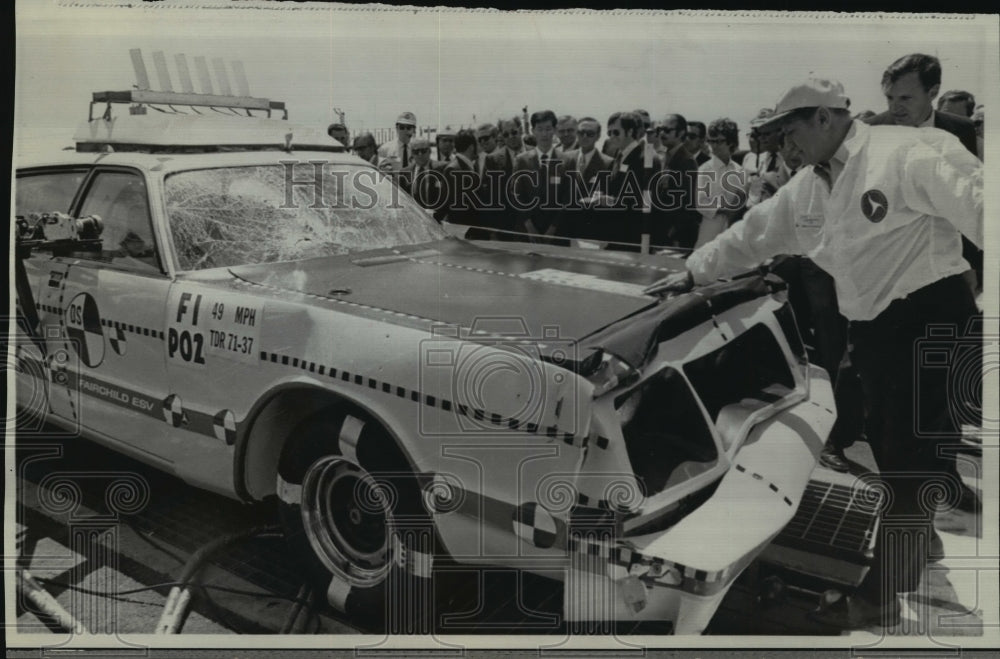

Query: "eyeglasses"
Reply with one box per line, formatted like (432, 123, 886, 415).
(657, 126, 679, 135)
(577, 130, 599, 138)
(477, 135, 495, 143)
(706, 137, 728, 144)
(412, 148, 431, 154)
(607, 129, 622, 137)
(396, 125, 416, 131)
(684, 133, 700, 140)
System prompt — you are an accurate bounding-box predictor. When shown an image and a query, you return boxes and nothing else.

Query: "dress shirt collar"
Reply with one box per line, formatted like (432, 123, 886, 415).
(454, 153, 475, 169)
(578, 148, 595, 170)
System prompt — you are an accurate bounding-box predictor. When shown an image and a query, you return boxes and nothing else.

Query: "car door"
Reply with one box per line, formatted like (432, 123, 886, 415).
(13, 168, 90, 430)
(50, 167, 174, 462)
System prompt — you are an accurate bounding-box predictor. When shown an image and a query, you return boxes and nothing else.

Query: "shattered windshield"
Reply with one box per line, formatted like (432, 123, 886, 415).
(165, 163, 445, 270)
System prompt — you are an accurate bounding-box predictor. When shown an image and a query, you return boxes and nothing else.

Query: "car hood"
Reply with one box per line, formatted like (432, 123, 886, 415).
(226, 238, 664, 336)
(219, 239, 782, 371)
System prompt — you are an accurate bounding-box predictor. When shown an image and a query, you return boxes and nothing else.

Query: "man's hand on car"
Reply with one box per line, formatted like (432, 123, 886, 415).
(643, 269, 694, 296)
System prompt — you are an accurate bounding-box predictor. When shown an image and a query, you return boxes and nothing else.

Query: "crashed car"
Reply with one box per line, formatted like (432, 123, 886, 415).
(12, 93, 836, 634)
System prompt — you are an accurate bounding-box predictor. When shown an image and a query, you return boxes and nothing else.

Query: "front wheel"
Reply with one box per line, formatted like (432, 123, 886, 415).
(277, 408, 436, 632)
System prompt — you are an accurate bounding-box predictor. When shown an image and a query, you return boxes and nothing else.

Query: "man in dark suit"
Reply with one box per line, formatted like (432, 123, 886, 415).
(594, 110, 656, 250)
(864, 53, 981, 292)
(351, 132, 380, 167)
(440, 130, 484, 235)
(400, 138, 445, 214)
(555, 115, 580, 155)
(938, 90, 976, 118)
(865, 54, 978, 155)
(651, 113, 700, 249)
(562, 117, 612, 241)
(864, 53, 982, 513)
(512, 110, 573, 244)
(686, 122, 711, 166)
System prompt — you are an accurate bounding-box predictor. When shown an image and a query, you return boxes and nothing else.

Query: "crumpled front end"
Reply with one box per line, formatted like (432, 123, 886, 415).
(563, 277, 836, 633)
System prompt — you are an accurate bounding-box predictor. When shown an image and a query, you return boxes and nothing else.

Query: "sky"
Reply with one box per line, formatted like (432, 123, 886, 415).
(14, 2, 999, 156)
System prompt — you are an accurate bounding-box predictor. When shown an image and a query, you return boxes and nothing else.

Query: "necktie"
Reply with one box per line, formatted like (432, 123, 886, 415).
(611, 152, 623, 175)
(814, 162, 832, 191)
(766, 152, 778, 172)
(402, 144, 409, 168)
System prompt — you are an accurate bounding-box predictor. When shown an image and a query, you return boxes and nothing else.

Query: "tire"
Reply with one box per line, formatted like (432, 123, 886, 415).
(276, 406, 436, 632)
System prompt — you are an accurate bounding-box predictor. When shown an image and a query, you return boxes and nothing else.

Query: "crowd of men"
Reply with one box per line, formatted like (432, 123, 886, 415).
(327, 57, 984, 260)
(330, 53, 985, 632)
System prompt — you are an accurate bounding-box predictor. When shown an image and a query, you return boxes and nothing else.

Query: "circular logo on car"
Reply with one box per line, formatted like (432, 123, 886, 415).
(65, 292, 104, 368)
(860, 189, 889, 223)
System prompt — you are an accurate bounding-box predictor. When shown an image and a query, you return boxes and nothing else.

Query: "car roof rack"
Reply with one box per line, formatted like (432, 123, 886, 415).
(74, 49, 346, 154)
(89, 49, 287, 121)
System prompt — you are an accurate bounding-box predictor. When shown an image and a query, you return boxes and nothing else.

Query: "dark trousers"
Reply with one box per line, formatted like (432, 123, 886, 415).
(772, 257, 864, 449)
(850, 275, 977, 605)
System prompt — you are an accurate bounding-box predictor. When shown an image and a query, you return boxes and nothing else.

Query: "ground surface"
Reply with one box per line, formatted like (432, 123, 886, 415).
(11, 424, 987, 641)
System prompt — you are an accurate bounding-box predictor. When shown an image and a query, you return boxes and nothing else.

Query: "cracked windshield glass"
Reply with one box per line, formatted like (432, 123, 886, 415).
(166, 163, 445, 270)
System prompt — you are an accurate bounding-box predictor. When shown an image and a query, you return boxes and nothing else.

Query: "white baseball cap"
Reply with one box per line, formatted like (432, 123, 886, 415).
(762, 78, 850, 128)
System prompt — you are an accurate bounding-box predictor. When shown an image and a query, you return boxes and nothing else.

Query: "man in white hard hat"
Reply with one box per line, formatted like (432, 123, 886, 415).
(646, 77, 983, 630)
(378, 111, 418, 168)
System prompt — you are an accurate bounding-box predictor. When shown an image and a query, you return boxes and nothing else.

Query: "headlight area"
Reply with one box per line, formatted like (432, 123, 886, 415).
(560, 295, 837, 632)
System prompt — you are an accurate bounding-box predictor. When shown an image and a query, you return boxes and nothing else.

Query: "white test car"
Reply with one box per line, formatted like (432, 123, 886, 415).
(12, 99, 837, 634)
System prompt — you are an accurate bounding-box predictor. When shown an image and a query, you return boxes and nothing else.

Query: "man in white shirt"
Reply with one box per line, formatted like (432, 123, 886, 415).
(646, 78, 983, 630)
(377, 111, 418, 169)
(694, 117, 748, 248)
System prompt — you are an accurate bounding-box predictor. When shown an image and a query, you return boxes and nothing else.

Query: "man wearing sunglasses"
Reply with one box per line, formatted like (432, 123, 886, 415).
(378, 111, 418, 168)
(591, 110, 656, 249)
(652, 114, 700, 249)
(562, 117, 612, 241)
(478, 117, 528, 239)
(400, 138, 444, 213)
(685, 121, 711, 166)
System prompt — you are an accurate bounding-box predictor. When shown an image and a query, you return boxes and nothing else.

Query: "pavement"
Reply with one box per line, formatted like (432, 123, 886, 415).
(10, 424, 988, 640)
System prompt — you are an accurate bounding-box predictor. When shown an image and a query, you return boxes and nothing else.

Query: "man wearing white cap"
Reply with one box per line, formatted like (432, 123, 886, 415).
(645, 77, 983, 630)
(378, 111, 418, 168)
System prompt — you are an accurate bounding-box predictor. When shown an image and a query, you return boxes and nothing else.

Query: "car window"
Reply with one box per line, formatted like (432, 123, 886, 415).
(77, 171, 162, 273)
(16, 170, 87, 216)
(164, 164, 446, 270)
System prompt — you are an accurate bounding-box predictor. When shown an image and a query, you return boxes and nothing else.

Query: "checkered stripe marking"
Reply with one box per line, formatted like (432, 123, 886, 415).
(213, 409, 237, 445)
(257, 349, 611, 450)
(108, 325, 127, 356)
(162, 393, 187, 428)
(512, 502, 558, 549)
(567, 536, 729, 590)
(100, 318, 166, 341)
(734, 463, 795, 507)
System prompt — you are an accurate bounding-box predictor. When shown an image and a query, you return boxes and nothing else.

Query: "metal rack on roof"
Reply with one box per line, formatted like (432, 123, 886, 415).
(89, 49, 287, 121)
